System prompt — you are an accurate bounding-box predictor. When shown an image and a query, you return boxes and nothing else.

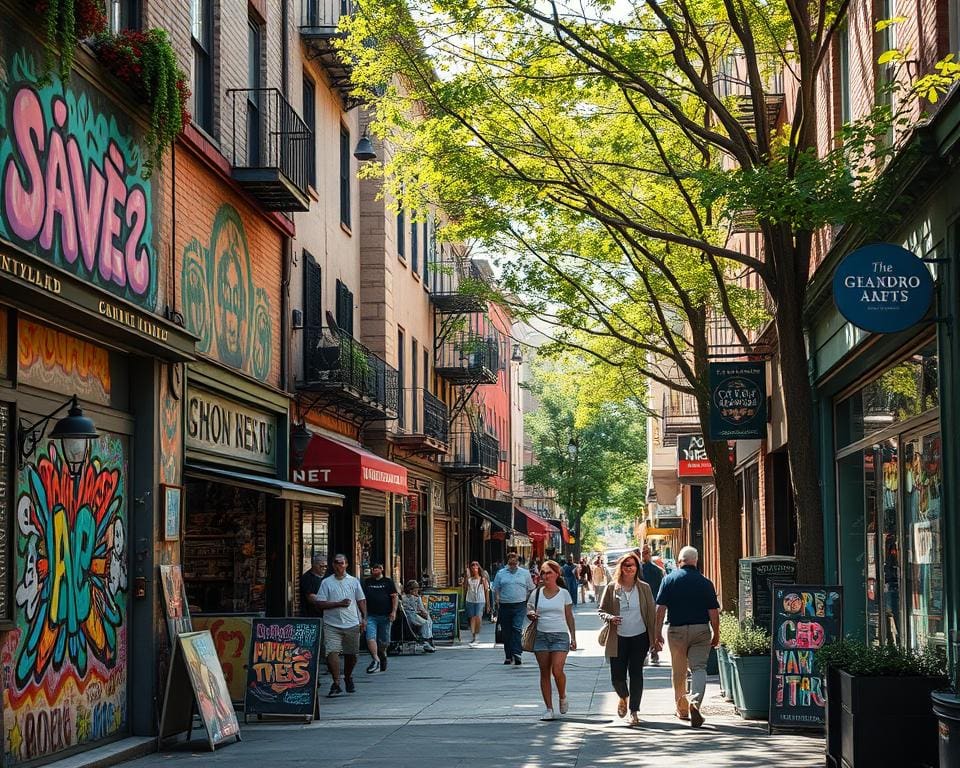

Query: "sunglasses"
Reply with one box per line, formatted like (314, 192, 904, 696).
(621, 562, 637, 568)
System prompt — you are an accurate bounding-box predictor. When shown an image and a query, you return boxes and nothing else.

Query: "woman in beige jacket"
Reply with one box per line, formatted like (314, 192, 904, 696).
(598, 553, 657, 724)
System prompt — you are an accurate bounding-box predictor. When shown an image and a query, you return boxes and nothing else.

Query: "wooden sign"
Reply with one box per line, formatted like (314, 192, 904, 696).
(769, 585, 842, 730)
(423, 590, 459, 642)
(244, 618, 322, 721)
(159, 564, 193, 642)
(159, 631, 241, 750)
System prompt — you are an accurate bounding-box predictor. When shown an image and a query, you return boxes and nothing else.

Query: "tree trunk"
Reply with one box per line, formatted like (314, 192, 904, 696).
(707, 438, 741, 609)
(771, 243, 825, 583)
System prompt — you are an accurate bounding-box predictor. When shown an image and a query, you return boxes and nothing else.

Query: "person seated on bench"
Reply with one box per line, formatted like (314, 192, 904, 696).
(401, 580, 436, 652)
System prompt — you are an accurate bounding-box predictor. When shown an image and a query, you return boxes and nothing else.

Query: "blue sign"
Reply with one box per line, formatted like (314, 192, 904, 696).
(833, 244, 934, 333)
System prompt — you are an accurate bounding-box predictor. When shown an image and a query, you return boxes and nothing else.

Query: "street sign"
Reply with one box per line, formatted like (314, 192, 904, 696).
(832, 243, 934, 333)
(709, 362, 767, 440)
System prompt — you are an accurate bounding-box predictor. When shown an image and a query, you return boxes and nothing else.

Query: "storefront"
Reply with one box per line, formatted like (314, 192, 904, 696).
(293, 432, 407, 578)
(470, 496, 513, 573)
(514, 505, 553, 560)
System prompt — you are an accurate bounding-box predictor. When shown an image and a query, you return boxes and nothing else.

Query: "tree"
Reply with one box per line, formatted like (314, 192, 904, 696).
(522, 353, 647, 557)
(343, 0, 949, 586)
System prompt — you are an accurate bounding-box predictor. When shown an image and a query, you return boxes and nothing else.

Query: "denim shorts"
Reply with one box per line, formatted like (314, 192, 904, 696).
(366, 614, 392, 644)
(533, 631, 570, 652)
(465, 601, 485, 619)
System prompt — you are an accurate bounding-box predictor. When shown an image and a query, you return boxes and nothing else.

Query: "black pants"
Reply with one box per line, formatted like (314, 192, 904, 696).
(610, 632, 650, 712)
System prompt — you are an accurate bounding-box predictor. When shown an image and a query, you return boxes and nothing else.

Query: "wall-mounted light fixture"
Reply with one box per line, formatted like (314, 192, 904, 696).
(291, 422, 313, 468)
(19, 395, 99, 477)
(353, 133, 377, 162)
(511, 343, 522, 362)
(292, 309, 304, 330)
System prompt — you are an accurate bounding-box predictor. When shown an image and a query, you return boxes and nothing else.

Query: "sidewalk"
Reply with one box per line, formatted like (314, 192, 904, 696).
(120, 604, 824, 768)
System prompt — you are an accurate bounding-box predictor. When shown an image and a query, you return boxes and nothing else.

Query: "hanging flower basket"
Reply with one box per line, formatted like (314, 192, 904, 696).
(33, 0, 107, 79)
(93, 28, 191, 176)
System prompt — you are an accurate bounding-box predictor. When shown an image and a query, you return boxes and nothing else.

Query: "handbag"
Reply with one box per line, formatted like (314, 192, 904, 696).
(521, 588, 541, 652)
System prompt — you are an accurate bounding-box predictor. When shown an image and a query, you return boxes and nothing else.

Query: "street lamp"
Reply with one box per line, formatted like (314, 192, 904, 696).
(19, 395, 99, 477)
(567, 438, 578, 460)
(353, 133, 377, 162)
(291, 422, 313, 468)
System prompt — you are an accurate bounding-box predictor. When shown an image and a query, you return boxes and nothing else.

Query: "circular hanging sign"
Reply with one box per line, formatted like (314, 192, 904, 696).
(833, 243, 934, 333)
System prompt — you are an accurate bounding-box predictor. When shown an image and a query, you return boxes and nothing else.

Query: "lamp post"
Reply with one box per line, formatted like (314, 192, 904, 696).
(19, 395, 99, 478)
(566, 437, 579, 555)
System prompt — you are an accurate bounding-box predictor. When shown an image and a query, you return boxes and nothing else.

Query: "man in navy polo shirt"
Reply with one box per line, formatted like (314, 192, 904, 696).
(652, 545, 720, 728)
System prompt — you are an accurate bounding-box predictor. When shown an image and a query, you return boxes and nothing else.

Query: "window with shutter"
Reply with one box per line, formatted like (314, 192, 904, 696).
(303, 252, 322, 328)
(411, 217, 419, 273)
(335, 280, 355, 336)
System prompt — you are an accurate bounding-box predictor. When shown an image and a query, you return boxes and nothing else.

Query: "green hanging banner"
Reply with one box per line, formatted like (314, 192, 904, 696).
(708, 362, 767, 440)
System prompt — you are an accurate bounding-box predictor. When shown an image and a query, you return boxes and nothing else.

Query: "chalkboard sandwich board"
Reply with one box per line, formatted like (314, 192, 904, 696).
(768, 585, 842, 732)
(423, 590, 460, 643)
(244, 618, 322, 722)
(159, 631, 241, 751)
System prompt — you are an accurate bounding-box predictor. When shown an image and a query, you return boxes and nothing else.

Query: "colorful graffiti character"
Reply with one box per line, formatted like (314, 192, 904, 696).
(181, 203, 272, 382)
(14, 440, 126, 687)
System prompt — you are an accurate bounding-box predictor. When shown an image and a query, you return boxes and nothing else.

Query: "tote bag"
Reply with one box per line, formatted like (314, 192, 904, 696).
(520, 588, 541, 652)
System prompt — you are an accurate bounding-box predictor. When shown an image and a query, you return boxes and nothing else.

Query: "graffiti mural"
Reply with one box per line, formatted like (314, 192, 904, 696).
(0, 49, 156, 308)
(3, 436, 128, 764)
(182, 204, 272, 382)
(18, 319, 111, 405)
(159, 363, 182, 486)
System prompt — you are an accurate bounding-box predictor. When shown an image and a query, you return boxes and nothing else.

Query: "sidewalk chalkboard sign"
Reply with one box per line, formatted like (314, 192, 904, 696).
(159, 631, 241, 751)
(243, 619, 322, 721)
(769, 585, 842, 730)
(424, 590, 460, 642)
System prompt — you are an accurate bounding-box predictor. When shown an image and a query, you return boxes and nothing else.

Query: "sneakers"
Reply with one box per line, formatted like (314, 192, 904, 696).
(689, 701, 704, 728)
(366, 658, 381, 674)
(559, 698, 569, 715)
(379, 653, 388, 671)
(327, 682, 342, 698)
(344, 677, 356, 693)
(629, 712, 640, 726)
(513, 656, 522, 666)
(503, 658, 514, 665)
(540, 708, 556, 721)
(422, 642, 436, 653)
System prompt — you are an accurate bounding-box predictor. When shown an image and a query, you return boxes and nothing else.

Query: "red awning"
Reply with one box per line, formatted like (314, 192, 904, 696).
(514, 505, 553, 540)
(294, 435, 408, 495)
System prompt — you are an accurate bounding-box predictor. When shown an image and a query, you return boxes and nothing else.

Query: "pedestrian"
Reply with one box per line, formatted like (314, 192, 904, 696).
(639, 544, 665, 665)
(578, 557, 592, 603)
(652, 545, 720, 728)
(400, 580, 436, 652)
(528, 559, 577, 721)
(591, 555, 610, 605)
(492, 552, 535, 665)
(362, 563, 398, 673)
(598, 552, 657, 725)
(529, 558, 541, 586)
(315, 554, 367, 697)
(464, 561, 490, 646)
(561, 555, 579, 605)
(299, 553, 326, 617)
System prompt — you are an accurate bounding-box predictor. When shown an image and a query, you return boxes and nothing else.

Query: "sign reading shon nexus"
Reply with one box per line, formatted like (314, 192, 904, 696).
(833, 243, 934, 333)
(709, 362, 766, 440)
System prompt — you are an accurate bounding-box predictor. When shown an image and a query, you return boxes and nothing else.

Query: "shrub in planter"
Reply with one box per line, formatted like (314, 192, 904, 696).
(729, 621, 772, 720)
(717, 612, 738, 702)
(93, 28, 190, 175)
(817, 640, 947, 768)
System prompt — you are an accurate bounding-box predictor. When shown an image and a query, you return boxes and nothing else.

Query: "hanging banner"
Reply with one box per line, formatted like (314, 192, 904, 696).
(709, 362, 767, 440)
(832, 243, 934, 334)
(769, 585, 842, 730)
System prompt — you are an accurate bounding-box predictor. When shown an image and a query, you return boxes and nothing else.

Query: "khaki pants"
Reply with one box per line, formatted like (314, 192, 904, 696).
(667, 623, 712, 715)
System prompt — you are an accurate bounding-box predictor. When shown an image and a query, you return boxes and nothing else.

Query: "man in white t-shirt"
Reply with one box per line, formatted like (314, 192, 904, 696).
(316, 554, 367, 697)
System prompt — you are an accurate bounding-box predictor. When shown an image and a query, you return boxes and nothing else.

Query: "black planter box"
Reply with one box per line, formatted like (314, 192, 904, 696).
(824, 668, 946, 768)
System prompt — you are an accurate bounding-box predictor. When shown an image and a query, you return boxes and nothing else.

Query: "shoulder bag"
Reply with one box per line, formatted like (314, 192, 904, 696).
(521, 588, 541, 652)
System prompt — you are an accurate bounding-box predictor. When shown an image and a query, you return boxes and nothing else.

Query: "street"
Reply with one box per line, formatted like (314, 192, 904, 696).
(128, 606, 823, 768)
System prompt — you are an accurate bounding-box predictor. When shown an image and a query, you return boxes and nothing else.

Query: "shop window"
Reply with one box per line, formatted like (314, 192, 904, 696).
(835, 342, 939, 449)
(301, 507, 329, 576)
(741, 462, 761, 556)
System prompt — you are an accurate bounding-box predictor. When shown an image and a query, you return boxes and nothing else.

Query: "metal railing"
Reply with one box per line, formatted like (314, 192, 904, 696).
(436, 333, 501, 376)
(397, 388, 449, 444)
(662, 391, 701, 434)
(227, 88, 312, 198)
(303, 329, 399, 415)
(441, 430, 499, 474)
(301, 0, 353, 34)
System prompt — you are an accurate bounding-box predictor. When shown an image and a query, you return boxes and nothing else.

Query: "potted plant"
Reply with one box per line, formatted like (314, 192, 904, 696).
(728, 620, 772, 720)
(716, 611, 738, 703)
(817, 640, 946, 768)
(32, 0, 107, 79)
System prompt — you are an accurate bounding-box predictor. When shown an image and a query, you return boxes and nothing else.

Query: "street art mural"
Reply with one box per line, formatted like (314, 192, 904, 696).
(182, 204, 272, 382)
(159, 363, 182, 486)
(18, 319, 112, 405)
(3, 436, 128, 764)
(0, 48, 156, 308)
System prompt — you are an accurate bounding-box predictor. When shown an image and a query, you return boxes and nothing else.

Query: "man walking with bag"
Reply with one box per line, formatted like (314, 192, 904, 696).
(492, 553, 535, 665)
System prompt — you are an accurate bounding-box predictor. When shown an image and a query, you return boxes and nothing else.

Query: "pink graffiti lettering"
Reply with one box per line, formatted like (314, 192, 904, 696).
(2, 87, 151, 297)
(778, 620, 826, 649)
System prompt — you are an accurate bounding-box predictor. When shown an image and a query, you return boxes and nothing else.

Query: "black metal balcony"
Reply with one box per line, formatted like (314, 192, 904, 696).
(300, 0, 357, 106)
(440, 430, 499, 476)
(428, 252, 486, 313)
(228, 88, 311, 212)
(435, 333, 500, 385)
(394, 388, 449, 452)
(301, 329, 399, 418)
(662, 392, 701, 435)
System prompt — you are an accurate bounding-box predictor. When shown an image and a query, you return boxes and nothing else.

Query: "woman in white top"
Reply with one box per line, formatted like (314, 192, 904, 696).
(463, 561, 490, 645)
(526, 559, 577, 721)
(597, 553, 657, 725)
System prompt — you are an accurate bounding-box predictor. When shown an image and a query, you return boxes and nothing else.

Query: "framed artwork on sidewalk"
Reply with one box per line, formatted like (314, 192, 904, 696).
(162, 484, 182, 541)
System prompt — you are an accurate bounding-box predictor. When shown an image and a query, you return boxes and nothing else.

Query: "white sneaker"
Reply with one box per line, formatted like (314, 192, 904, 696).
(559, 698, 569, 714)
(540, 708, 555, 721)
(469, 641, 479, 648)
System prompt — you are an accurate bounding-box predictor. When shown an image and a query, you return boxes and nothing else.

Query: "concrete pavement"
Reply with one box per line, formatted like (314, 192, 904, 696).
(121, 603, 825, 767)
